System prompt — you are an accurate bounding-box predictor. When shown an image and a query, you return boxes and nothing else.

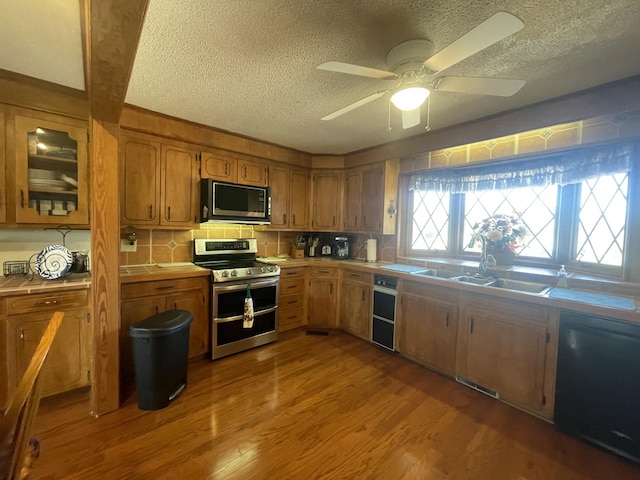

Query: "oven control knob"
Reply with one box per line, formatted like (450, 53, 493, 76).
(221, 270, 229, 277)
(260, 267, 266, 273)
(246, 269, 253, 275)
(230, 269, 238, 277)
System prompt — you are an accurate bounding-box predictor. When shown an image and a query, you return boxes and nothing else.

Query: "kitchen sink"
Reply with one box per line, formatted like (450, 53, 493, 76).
(411, 269, 460, 279)
(455, 275, 496, 286)
(486, 278, 551, 294)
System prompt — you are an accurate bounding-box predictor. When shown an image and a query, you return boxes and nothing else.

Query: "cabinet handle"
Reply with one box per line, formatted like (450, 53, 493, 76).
(330, 284, 333, 294)
(287, 285, 296, 289)
(332, 216, 336, 226)
(174, 302, 177, 309)
(470, 317, 474, 334)
(243, 166, 247, 177)
(361, 291, 365, 301)
(287, 315, 296, 320)
(34, 299, 57, 306)
(287, 300, 296, 304)
(156, 286, 174, 290)
(292, 214, 296, 224)
(224, 163, 228, 175)
(167, 206, 171, 220)
(283, 213, 286, 224)
(19, 327, 25, 343)
(20, 189, 25, 208)
(148, 205, 153, 219)
(446, 312, 449, 327)
(363, 216, 366, 226)
(155, 306, 159, 315)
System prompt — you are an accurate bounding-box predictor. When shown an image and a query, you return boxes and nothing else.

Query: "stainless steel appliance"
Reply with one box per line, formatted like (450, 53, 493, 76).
(333, 235, 350, 259)
(193, 238, 280, 359)
(200, 179, 271, 224)
(371, 274, 397, 350)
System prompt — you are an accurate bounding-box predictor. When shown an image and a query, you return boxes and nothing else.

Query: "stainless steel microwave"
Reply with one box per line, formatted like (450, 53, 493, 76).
(200, 179, 271, 224)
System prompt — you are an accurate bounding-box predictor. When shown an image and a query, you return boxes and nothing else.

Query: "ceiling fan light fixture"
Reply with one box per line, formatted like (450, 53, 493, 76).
(390, 86, 430, 111)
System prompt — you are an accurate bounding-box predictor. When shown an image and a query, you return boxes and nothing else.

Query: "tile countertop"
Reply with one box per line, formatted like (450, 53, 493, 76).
(0, 273, 91, 296)
(264, 257, 640, 323)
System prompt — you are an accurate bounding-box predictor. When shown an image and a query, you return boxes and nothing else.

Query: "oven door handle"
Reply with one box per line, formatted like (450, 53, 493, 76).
(214, 305, 278, 324)
(213, 278, 279, 293)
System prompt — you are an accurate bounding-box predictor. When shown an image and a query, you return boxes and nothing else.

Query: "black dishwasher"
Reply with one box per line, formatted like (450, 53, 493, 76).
(555, 310, 640, 464)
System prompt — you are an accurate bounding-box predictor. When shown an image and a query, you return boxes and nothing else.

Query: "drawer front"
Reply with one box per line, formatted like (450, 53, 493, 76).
(279, 277, 305, 296)
(279, 304, 305, 330)
(279, 292, 303, 310)
(342, 269, 372, 284)
(122, 277, 205, 300)
(7, 289, 89, 315)
(280, 266, 305, 278)
(310, 266, 338, 277)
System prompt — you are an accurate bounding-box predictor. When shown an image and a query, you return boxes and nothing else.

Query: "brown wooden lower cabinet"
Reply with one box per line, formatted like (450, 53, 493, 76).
(1, 288, 91, 409)
(339, 269, 372, 340)
(308, 266, 338, 326)
(397, 281, 458, 376)
(456, 293, 549, 413)
(278, 266, 306, 332)
(120, 276, 209, 388)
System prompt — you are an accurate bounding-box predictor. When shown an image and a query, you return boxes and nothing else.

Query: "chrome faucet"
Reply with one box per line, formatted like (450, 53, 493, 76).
(469, 233, 495, 277)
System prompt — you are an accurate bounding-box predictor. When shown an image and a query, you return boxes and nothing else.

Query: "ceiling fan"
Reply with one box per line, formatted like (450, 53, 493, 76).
(318, 12, 526, 129)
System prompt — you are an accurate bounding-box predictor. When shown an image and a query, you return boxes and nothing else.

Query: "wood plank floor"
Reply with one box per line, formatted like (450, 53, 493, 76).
(30, 329, 640, 479)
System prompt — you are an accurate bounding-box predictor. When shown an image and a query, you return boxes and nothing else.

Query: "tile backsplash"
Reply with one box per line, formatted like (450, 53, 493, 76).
(119, 225, 397, 266)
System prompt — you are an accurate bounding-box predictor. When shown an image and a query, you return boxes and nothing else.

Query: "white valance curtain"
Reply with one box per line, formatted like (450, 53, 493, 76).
(409, 142, 636, 192)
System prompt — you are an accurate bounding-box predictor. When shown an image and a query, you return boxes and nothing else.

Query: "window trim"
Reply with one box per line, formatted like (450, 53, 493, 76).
(403, 169, 633, 280)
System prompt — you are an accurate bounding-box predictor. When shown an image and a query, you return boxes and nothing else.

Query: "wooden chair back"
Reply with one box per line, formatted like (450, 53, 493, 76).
(0, 312, 63, 480)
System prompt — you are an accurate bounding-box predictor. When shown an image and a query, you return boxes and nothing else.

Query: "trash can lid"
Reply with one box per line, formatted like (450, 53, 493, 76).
(129, 309, 194, 338)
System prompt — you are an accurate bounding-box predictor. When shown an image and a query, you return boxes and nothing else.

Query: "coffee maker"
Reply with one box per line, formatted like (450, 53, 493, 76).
(333, 236, 350, 259)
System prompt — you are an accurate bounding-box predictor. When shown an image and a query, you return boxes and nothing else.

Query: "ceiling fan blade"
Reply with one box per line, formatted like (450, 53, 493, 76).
(423, 12, 524, 74)
(317, 61, 397, 80)
(321, 92, 388, 121)
(434, 76, 525, 96)
(402, 108, 421, 129)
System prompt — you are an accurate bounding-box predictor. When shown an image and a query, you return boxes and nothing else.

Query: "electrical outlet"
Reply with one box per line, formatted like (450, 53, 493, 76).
(120, 239, 137, 252)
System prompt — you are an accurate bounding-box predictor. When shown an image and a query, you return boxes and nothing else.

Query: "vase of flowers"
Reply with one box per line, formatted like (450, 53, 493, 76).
(471, 214, 527, 266)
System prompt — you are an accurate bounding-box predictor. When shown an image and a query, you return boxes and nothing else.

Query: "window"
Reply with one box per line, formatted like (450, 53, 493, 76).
(406, 142, 634, 275)
(410, 190, 450, 251)
(463, 186, 557, 258)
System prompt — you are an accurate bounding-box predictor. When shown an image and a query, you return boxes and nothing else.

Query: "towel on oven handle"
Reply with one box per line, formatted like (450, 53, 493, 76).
(243, 284, 254, 328)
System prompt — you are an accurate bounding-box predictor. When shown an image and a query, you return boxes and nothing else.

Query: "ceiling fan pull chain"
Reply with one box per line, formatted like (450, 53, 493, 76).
(425, 96, 431, 131)
(386, 98, 392, 132)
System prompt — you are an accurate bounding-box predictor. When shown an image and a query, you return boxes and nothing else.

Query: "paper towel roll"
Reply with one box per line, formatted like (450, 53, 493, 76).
(366, 239, 377, 263)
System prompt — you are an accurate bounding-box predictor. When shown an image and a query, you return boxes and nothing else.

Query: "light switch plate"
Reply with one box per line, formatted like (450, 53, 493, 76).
(120, 239, 137, 252)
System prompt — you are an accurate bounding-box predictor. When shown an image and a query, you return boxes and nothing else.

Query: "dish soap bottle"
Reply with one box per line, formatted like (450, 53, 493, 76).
(557, 265, 568, 288)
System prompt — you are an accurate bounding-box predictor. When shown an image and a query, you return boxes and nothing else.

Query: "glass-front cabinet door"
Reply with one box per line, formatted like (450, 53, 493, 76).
(14, 115, 88, 224)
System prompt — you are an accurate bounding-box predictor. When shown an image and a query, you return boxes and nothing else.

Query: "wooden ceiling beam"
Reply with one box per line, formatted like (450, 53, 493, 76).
(83, 0, 149, 123)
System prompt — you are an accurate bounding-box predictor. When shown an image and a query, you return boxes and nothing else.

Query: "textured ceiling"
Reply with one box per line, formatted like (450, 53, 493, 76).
(2, 1, 640, 155)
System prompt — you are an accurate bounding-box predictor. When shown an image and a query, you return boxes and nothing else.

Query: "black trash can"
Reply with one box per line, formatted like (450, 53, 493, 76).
(129, 309, 193, 410)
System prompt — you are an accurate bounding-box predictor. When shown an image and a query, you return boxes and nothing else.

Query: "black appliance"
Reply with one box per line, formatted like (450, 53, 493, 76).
(333, 235, 350, 259)
(193, 238, 280, 359)
(371, 274, 397, 350)
(200, 179, 271, 224)
(555, 310, 640, 464)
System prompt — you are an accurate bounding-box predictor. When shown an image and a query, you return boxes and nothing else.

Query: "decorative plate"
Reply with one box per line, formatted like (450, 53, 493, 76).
(35, 245, 73, 280)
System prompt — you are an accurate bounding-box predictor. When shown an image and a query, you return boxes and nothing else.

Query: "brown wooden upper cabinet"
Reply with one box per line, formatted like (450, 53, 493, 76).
(268, 164, 310, 230)
(344, 160, 398, 235)
(344, 165, 385, 233)
(201, 149, 269, 187)
(120, 131, 199, 228)
(0, 109, 6, 224)
(311, 170, 342, 231)
(10, 113, 89, 225)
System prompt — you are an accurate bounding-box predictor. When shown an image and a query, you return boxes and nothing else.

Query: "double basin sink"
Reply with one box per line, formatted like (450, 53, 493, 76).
(410, 269, 551, 295)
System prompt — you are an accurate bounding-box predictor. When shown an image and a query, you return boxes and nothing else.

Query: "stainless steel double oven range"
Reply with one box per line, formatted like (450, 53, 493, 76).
(193, 238, 280, 359)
